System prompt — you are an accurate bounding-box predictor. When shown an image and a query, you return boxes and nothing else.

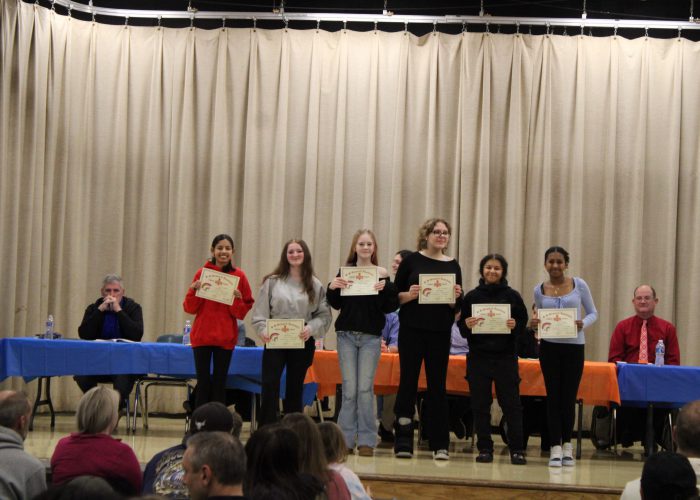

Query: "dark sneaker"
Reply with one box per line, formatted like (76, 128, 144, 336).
(378, 423, 395, 443)
(475, 450, 493, 463)
(394, 421, 414, 459)
(510, 452, 527, 465)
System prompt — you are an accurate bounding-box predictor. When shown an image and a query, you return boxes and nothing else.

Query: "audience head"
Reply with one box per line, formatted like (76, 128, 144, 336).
(101, 274, 125, 301)
(318, 421, 348, 464)
(0, 390, 32, 440)
(676, 400, 700, 458)
(417, 218, 451, 253)
(244, 424, 323, 500)
(230, 409, 243, 439)
(76, 386, 120, 435)
(392, 249, 412, 276)
(345, 229, 379, 266)
(209, 234, 235, 273)
(33, 475, 122, 500)
(632, 284, 659, 319)
(479, 253, 508, 284)
(189, 402, 235, 436)
(281, 413, 330, 481)
(640, 451, 697, 500)
(183, 431, 246, 500)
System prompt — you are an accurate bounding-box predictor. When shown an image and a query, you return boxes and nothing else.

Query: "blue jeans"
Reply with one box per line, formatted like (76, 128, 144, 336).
(337, 331, 381, 448)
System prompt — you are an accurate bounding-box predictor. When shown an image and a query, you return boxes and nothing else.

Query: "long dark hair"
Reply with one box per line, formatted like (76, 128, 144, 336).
(263, 239, 317, 303)
(244, 424, 324, 500)
(281, 413, 331, 483)
(210, 234, 235, 273)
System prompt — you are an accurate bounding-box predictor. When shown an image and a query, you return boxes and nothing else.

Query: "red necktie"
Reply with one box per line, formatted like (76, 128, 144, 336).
(638, 319, 648, 364)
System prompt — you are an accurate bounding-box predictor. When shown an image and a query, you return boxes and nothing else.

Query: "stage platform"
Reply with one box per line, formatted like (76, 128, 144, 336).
(24, 413, 644, 499)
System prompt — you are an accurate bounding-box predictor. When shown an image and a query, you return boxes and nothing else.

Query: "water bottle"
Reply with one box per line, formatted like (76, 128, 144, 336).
(44, 314, 54, 340)
(182, 320, 192, 346)
(315, 337, 324, 350)
(654, 340, 665, 366)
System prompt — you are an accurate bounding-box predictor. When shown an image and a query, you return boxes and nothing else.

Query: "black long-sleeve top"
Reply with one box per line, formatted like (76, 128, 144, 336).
(78, 297, 144, 342)
(326, 271, 399, 336)
(459, 279, 528, 357)
(394, 251, 463, 332)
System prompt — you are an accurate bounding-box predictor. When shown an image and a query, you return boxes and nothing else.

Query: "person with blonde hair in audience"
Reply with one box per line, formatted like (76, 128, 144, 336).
(50, 386, 142, 495)
(318, 422, 371, 500)
(0, 390, 47, 500)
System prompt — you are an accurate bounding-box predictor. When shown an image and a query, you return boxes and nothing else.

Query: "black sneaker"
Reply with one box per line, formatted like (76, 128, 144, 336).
(394, 421, 414, 458)
(378, 423, 395, 443)
(510, 452, 527, 465)
(475, 450, 493, 463)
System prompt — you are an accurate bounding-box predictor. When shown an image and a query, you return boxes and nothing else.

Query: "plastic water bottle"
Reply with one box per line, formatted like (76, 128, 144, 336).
(44, 314, 54, 340)
(654, 340, 665, 366)
(182, 320, 192, 346)
(315, 338, 324, 350)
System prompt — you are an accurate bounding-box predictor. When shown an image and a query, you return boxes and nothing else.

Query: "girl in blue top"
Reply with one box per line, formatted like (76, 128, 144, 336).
(531, 246, 597, 468)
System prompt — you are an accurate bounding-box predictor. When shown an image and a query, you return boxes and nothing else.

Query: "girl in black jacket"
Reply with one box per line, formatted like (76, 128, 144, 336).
(459, 254, 528, 465)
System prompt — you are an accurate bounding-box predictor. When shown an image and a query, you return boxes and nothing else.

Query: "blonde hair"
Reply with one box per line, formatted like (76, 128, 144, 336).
(318, 421, 348, 464)
(344, 229, 379, 266)
(76, 386, 120, 434)
(417, 218, 451, 253)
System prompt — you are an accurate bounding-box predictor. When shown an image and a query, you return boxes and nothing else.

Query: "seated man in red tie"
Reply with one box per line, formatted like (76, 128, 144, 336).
(608, 284, 680, 448)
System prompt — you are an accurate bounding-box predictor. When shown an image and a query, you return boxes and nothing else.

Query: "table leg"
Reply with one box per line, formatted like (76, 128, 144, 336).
(576, 399, 583, 460)
(613, 406, 618, 453)
(644, 403, 654, 456)
(29, 376, 55, 431)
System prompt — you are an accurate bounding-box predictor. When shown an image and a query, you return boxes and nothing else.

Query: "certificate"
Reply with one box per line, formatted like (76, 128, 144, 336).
(538, 308, 578, 339)
(340, 266, 379, 296)
(471, 304, 511, 334)
(266, 319, 305, 349)
(195, 268, 239, 306)
(418, 274, 456, 304)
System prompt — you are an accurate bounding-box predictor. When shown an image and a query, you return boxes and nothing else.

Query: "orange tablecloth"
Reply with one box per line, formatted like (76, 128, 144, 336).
(310, 351, 620, 406)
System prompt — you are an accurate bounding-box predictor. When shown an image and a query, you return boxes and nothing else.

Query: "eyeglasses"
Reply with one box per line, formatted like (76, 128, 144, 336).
(431, 230, 450, 236)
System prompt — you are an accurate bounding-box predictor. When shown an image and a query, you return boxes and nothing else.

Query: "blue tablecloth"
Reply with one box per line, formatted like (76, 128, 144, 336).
(0, 337, 317, 404)
(617, 362, 700, 408)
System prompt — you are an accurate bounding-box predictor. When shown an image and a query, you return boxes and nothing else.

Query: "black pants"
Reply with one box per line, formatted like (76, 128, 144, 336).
(74, 375, 136, 408)
(193, 346, 233, 408)
(467, 353, 524, 453)
(259, 338, 315, 426)
(394, 325, 451, 451)
(539, 341, 584, 446)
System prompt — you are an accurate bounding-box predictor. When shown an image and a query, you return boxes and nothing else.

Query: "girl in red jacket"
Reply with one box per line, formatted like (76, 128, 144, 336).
(183, 234, 254, 408)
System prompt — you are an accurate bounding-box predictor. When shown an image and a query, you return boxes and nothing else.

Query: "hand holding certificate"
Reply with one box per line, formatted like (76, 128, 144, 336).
(266, 319, 305, 349)
(471, 304, 511, 334)
(195, 268, 240, 306)
(340, 266, 379, 296)
(538, 308, 578, 339)
(418, 274, 456, 304)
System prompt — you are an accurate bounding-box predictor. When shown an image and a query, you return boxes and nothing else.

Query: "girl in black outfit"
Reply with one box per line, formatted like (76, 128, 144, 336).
(393, 218, 463, 461)
(460, 254, 528, 465)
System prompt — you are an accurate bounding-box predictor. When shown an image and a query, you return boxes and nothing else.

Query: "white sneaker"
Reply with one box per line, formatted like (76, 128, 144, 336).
(562, 442, 575, 467)
(548, 445, 562, 467)
(433, 449, 450, 461)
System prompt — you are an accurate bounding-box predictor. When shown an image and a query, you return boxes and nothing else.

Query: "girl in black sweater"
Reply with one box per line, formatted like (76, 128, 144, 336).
(460, 254, 528, 465)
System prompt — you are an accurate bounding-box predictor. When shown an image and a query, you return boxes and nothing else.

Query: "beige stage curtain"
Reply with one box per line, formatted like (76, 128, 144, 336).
(2, 0, 700, 411)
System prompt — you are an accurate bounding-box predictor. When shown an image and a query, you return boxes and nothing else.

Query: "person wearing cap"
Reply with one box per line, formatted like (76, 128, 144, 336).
(142, 402, 240, 498)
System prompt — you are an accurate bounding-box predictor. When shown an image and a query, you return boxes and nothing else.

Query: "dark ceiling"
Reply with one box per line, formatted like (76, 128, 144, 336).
(34, 0, 700, 39)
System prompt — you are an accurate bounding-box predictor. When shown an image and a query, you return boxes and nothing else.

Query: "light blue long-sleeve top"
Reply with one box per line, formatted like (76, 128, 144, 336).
(533, 277, 597, 345)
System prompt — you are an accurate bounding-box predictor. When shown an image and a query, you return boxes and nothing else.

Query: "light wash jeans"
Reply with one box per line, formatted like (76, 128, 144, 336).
(337, 331, 382, 448)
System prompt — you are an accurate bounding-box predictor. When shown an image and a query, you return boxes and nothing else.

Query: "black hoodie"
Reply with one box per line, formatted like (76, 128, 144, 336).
(459, 279, 528, 357)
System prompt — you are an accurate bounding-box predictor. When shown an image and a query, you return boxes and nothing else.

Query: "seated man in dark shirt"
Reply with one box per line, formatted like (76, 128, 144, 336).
(74, 274, 144, 407)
